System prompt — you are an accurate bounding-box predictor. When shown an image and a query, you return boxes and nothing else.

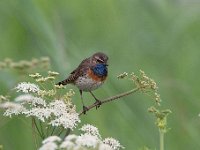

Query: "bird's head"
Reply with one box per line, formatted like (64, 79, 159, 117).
(91, 52, 109, 66)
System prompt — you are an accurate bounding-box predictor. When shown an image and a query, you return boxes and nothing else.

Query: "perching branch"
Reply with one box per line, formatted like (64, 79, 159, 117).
(79, 87, 140, 116)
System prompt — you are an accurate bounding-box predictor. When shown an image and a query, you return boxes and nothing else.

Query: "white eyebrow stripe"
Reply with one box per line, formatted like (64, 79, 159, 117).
(97, 58, 104, 62)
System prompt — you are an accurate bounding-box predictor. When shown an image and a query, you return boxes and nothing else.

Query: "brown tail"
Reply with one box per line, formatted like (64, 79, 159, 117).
(56, 79, 69, 86)
(56, 73, 77, 86)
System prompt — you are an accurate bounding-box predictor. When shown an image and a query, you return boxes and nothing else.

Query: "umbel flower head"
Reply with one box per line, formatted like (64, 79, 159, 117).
(39, 124, 124, 150)
(15, 82, 40, 93)
(1, 80, 80, 130)
(0, 102, 26, 117)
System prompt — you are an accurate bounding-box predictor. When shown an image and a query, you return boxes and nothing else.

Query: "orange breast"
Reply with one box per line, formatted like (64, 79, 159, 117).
(88, 68, 107, 82)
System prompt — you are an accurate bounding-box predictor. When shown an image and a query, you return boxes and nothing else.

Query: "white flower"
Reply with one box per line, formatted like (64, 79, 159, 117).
(65, 134, 78, 141)
(49, 100, 68, 116)
(50, 112, 80, 129)
(0, 102, 26, 117)
(49, 100, 80, 130)
(103, 138, 124, 150)
(99, 143, 113, 150)
(23, 107, 52, 122)
(39, 142, 58, 150)
(15, 82, 40, 93)
(15, 94, 46, 106)
(39, 136, 61, 150)
(15, 94, 34, 103)
(60, 140, 75, 149)
(31, 97, 46, 106)
(80, 124, 100, 137)
(76, 134, 99, 148)
(39, 124, 124, 150)
(42, 136, 61, 144)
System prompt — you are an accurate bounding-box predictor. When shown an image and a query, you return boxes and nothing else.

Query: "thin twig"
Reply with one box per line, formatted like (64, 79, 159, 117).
(57, 127, 71, 138)
(39, 120, 45, 139)
(79, 87, 140, 116)
(65, 128, 71, 137)
(51, 126, 56, 136)
(57, 127, 65, 136)
(32, 117, 38, 149)
(32, 117, 43, 139)
(46, 124, 50, 137)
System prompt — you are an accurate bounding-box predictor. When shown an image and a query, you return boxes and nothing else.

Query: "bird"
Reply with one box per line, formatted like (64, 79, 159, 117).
(57, 52, 108, 114)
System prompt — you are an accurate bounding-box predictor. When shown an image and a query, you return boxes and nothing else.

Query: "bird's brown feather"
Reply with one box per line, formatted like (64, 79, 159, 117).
(57, 58, 90, 85)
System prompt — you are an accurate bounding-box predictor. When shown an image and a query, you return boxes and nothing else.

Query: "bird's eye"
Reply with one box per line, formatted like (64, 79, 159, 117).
(97, 58, 104, 63)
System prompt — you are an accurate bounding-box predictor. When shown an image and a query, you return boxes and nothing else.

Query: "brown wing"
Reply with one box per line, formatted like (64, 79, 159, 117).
(57, 58, 90, 85)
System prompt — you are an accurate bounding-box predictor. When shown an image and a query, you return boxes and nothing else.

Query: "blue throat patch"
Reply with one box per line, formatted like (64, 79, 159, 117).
(92, 64, 108, 77)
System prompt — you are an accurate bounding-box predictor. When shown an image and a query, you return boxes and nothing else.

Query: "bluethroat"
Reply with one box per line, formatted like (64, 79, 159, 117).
(57, 52, 108, 114)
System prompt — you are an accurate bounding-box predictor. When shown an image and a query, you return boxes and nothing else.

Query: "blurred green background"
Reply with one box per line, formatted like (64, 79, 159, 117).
(1, 0, 200, 149)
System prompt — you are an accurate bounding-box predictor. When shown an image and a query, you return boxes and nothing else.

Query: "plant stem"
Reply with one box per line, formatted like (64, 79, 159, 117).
(51, 126, 56, 135)
(32, 117, 38, 149)
(159, 130, 164, 150)
(32, 117, 43, 139)
(79, 87, 140, 116)
(65, 128, 71, 137)
(39, 120, 45, 139)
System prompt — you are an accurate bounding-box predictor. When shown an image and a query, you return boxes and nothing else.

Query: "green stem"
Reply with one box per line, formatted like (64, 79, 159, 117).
(32, 117, 43, 139)
(159, 130, 164, 150)
(65, 128, 71, 137)
(39, 120, 45, 139)
(51, 126, 56, 135)
(31, 117, 38, 149)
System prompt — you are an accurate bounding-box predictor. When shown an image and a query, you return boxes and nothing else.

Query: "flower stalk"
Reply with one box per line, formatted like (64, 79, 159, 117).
(159, 130, 164, 150)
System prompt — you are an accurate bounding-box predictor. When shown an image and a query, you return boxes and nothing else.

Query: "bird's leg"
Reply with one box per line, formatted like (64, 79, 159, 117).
(79, 90, 88, 114)
(89, 91, 102, 109)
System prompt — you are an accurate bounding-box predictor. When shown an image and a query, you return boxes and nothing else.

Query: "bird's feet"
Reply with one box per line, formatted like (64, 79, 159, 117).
(83, 106, 89, 114)
(94, 100, 102, 110)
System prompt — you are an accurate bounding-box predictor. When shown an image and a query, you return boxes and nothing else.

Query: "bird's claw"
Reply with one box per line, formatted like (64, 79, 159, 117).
(83, 106, 89, 114)
(94, 100, 102, 110)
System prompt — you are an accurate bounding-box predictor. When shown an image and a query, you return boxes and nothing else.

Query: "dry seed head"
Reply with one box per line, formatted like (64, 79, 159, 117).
(10, 63, 24, 69)
(46, 76, 55, 81)
(143, 75, 149, 81)
(29, 73, 42, 79)
(139, 70, 145, 75)
(31, 58, 39, 66)
(36, 77, 47, 83)
(48, 71, 59, 76)
(40, 57, 50, 63)
(19, 60, 32, 68)
(117, 72, 128, 79)
(38, 90, 56, 97)
(54, 84, 66, 89)
(130, 72, 138, 81)
(0, 62, 6, 69)
(4, 58, 12, 65)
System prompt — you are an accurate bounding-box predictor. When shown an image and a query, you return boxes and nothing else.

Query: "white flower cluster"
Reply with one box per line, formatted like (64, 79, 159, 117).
(15, 94, 46, 106)
(80, 124, 100, 137)
(15, 82, 40, 93)
(48, 100, 80, 129)
(39, 124, 124, 150)
(0, 82, 80, 130)
(0, 102, 26, 117)
(39, 136, 61, 150)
